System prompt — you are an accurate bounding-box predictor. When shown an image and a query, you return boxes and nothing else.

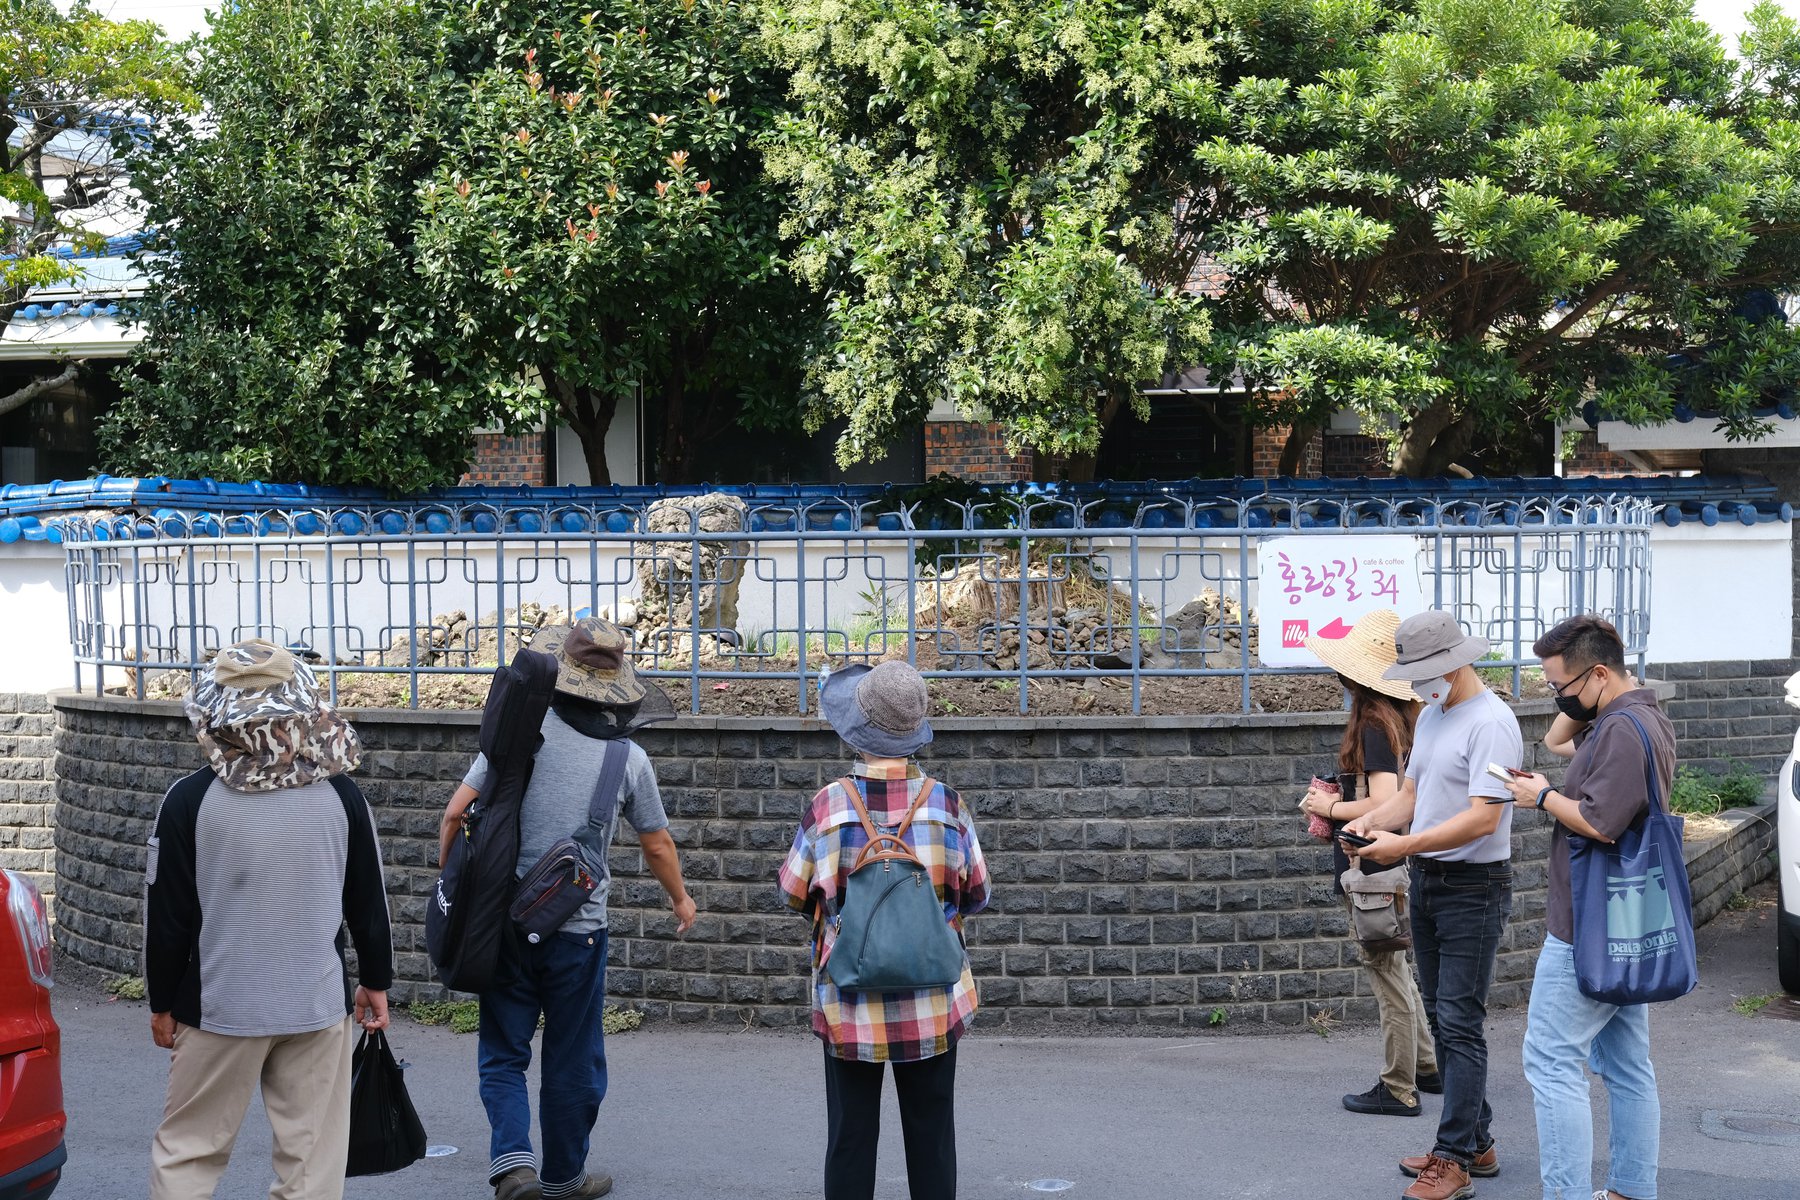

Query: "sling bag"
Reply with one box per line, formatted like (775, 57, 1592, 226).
(509, 738, 630, 943)
(824, 776, 966, 992)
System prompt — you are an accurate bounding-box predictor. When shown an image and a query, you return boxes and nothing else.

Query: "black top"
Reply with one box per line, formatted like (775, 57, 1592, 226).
(1331, 724, 1404, 888)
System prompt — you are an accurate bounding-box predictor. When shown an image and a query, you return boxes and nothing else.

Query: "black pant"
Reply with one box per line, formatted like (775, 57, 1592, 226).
(823, 1044, 957, 1200)
(1411, 858, 1513, 1168)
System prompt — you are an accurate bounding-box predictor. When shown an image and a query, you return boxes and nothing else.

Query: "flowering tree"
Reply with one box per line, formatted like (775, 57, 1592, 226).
(417, 0, 808, 484)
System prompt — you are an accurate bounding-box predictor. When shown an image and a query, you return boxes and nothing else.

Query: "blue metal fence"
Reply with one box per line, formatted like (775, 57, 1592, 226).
(49, 481, 1661, 714)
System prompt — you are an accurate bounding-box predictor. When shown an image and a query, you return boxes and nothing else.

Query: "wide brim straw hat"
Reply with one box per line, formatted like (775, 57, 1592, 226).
(1303, 610, 1418, 702)
(184, 638, 361, 792)
(530, 617, 649, 706)
(819, 661, 934, 758)
(1382, 609, 1491, 682)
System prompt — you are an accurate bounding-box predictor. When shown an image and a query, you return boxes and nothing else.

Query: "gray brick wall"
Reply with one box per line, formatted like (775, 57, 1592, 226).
(0, 693, 57, 906)
(52, 694, 1567, 1031)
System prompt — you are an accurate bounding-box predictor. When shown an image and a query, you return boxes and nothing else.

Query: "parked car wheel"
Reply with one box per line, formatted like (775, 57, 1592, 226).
(1781, 878, 1800, 996)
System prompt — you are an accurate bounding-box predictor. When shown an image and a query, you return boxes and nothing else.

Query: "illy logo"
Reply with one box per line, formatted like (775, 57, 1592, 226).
(1282, 620, 1309, 648)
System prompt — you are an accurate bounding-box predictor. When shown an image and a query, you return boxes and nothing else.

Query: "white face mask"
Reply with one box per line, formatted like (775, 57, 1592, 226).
(1416, 674, 1456, 706)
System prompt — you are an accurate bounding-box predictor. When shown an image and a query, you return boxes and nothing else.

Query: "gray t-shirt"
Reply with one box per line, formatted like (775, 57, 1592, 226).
(1406, 687, 1522, 863)
(461, 709, 667, 933)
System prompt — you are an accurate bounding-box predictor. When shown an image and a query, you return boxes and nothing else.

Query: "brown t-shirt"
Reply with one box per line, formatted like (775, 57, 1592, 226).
(1546, 689, 1677, 943)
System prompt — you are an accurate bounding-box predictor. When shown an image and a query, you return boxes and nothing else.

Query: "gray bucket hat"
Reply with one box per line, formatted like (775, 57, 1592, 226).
(1382, 610, 1490, 682)
(819, 661, 934, 758)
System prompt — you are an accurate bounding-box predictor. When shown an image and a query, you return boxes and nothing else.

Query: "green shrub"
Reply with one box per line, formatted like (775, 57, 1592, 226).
(106, 976, 148, 1001)
(1668, 763, 1767, 816)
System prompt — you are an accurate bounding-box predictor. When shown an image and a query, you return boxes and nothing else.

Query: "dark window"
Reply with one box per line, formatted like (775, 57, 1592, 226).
(1096, 393, 1250, 480)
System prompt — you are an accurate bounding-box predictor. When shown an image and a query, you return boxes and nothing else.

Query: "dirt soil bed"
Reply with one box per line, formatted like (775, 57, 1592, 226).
(329, 667, 1548, 718)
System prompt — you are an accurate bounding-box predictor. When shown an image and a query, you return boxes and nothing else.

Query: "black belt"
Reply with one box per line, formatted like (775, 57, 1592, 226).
(1410, 857, 1511, 876)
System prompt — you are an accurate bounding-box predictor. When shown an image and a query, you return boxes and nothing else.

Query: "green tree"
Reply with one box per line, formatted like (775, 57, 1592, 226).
(415, 0, 809, 485)
(1189, 0, 1800, 476)
(101, 0, 489, 491)
(760, 0, 1215, 478)
(0, 0, 193, 417)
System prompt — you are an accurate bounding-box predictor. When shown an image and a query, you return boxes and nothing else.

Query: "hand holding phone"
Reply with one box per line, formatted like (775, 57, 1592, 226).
(1484, 762, 1529, 785)
(1336, 830, 1376, 850)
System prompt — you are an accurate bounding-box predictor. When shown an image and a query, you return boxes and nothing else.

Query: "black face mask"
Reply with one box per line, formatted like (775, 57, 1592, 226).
(1552, 665, 1600, 722)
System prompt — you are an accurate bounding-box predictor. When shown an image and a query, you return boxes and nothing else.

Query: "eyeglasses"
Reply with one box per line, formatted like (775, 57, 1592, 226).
(1549, 663, 1598, 697)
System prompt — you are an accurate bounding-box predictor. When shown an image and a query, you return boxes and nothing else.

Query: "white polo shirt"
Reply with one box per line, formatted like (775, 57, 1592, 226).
(1406, 687, 1523, 863)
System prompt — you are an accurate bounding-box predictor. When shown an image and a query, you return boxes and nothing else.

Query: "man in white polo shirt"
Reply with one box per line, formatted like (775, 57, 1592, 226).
(1347, 610, 1524, 1200)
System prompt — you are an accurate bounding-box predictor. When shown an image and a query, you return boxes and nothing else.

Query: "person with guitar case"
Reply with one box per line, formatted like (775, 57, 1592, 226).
(427, 646, 559, 994)
(439, 618, 694, 1200)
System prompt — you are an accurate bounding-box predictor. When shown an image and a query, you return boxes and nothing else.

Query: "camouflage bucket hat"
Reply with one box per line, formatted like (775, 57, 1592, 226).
(529, 617, 649, 706)
(184, 639, 362, 793)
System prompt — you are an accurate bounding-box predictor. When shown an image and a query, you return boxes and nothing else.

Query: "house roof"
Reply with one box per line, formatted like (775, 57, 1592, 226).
(0, 250, 146, 362)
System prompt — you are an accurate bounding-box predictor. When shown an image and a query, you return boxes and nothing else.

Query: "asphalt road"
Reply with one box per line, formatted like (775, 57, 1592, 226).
(54, 883, 1799, 1200)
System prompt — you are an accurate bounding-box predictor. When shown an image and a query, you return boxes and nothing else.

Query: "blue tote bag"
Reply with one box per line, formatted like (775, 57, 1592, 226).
(1567, 710, 1698, 1005)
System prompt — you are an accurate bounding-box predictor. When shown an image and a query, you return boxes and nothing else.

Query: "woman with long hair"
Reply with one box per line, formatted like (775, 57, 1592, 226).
(1299, 610, 1440, 1117)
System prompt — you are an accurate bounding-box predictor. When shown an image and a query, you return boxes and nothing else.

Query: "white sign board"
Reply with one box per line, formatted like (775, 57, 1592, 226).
(1257, 535, 1426, 667)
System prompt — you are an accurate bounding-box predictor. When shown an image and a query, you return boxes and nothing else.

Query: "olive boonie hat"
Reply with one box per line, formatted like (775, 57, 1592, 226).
(1382, 609, 1490, 682)
(530, 617, 650, 706)
(819, 661, 934, 758)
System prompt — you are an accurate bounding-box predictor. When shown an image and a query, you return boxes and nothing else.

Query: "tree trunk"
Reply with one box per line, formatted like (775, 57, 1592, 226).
(1390, 401, 1478, 477)
(656, 356, 692, 485)
(1050, 391, 1131, 482)
(1389, 400, 1461, 477)
(0, 363, 80, 419)
(1277, 420, 1319, 477)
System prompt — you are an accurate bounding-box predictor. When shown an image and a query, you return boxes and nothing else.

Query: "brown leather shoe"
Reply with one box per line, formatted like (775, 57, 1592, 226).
(1401, 1154, 1473, 1200)
(493, 1167, 543, 1200)
(1400, 1142, 1498, 1178)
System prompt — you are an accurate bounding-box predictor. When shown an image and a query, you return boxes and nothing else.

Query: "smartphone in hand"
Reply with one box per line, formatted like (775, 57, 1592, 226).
(1336, 830, 1376, 850)
(1483, 762, 1529, 785)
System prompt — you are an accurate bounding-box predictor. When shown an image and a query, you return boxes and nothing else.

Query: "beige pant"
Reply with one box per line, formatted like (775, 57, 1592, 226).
(150, 1016, 355, 1200)
(1364, 944, 1437, 1106)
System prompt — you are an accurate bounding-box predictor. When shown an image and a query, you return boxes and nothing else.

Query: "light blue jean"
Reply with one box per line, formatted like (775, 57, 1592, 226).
(1522, 935, 1660, 1200)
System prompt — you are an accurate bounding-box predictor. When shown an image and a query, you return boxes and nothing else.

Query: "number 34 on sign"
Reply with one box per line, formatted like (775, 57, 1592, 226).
(1256, 536, 1425, 667)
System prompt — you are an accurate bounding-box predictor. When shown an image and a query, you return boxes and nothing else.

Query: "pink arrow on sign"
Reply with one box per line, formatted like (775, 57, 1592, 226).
(1314, 617, 1354, 640)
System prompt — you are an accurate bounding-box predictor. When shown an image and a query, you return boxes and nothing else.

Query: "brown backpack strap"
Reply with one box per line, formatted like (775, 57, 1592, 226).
(842, 774, 936, 872)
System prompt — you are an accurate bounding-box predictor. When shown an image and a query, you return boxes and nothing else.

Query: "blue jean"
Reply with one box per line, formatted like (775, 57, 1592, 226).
(1411, 859, 1512, 1168)
(478, 929, 609, 1193)
(1522, 935, 1660, 1200)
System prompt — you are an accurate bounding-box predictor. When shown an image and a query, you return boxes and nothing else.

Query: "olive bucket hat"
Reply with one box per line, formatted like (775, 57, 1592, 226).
(819, 661, 934, 758)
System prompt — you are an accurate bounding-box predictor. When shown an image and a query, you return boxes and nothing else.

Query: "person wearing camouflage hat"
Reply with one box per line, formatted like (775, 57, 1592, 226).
(147, 638, 392, 1200)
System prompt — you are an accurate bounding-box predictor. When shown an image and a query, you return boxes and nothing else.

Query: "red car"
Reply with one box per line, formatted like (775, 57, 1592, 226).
(0, 871, 62, 1199)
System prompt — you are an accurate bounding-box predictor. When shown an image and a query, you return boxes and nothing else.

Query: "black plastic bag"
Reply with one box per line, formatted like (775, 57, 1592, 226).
(346, 1030, 427, 1177)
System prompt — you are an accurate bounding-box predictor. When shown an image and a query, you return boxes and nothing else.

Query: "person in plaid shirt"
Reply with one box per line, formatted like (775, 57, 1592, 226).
(779, 661, 990, 1200)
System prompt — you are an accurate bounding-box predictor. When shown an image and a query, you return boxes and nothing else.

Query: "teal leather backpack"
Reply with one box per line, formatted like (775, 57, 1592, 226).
(825, 776, 967, 991)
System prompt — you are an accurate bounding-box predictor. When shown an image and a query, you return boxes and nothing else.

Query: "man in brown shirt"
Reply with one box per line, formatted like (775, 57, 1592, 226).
(1504, 615, 1675, 1200)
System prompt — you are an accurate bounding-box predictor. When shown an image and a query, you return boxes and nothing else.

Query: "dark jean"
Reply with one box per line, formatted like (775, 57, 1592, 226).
(478, 928, 609, 1192)
(823, 1044, 957, 1200)
(1411, 858, 1513, 1168)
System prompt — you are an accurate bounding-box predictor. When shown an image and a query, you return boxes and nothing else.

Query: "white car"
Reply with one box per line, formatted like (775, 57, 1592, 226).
(1779, 674, 1800, 993)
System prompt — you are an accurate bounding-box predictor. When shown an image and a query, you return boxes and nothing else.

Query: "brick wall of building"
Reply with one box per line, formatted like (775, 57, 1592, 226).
(1249, 425, 1322, 477)
(1321, 434, 1387, 478)
(1562, 432, 1643, 478)
(923, 421, 1035, 483)
(461, 432, 549, 486)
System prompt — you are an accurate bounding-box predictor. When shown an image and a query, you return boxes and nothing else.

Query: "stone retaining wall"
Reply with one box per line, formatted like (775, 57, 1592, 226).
(53, 693, 1573, 1031)
(1685, 803, 1778, 928)
(0, 693, 56, 906)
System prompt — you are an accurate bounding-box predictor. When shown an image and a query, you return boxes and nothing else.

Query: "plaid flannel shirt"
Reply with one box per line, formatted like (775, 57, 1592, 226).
(778, 762, 991, 1063)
